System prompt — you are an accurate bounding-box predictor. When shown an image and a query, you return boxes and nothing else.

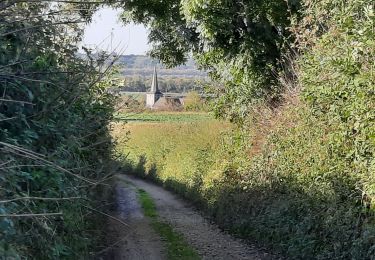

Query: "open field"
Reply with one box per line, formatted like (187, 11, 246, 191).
(112, 112, 231, 181)
(114, 112, 214, 123)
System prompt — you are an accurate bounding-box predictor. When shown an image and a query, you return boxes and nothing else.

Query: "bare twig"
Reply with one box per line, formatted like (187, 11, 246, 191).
(0, 196, 82, 204)
(0, 160, 13, 167)
(1, 20, 86, 37)
(0, 164, 45, 171)
(0, 98, 34, 105)
(0, 116, 19, 122)
(0, 60, 29, 70)
(0, 212, 63, 218)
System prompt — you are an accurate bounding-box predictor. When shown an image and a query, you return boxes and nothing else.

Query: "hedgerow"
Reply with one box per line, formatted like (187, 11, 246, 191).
(118, 0, 375, 258)
(0, 2, 117, 258)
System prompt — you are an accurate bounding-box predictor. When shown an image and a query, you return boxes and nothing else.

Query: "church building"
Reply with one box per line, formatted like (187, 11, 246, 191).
(146, 67, 182, 110)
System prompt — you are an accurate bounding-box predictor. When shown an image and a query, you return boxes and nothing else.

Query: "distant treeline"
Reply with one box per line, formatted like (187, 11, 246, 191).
(120, 68, 206, 78)
(119, 75, 207, 93)
(114, 55, 207, 93)
(116, 54, 197, 69)
(115, 55, 207, 78)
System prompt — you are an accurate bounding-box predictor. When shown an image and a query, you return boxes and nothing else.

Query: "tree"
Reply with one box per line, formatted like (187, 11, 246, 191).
(118, 0, 300, 122)
(184, 91, 206, 111)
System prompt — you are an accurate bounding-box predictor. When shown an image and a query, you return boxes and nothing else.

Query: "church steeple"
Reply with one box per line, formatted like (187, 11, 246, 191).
(146, 66, 163, 108)
(150, 66, 161, 93)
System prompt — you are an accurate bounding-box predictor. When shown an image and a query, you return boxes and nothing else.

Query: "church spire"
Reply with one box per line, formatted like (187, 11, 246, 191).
(146, 66, 162, 108)
(150, 66, 161, 93)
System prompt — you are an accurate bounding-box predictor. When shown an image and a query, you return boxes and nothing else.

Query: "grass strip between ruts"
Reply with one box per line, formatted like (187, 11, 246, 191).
(137, 189, 200, 260)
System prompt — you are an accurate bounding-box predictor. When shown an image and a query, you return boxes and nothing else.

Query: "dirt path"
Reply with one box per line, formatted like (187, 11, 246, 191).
(102, 181, 165, 260)
(118, 174, 274, 260)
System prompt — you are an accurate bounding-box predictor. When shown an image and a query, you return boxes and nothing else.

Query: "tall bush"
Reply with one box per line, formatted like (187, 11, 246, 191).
(183, 91, 207, 112)
(0, 2, 116, 258)
(210, 1, 375, 257)
(297, 0, 375, 215)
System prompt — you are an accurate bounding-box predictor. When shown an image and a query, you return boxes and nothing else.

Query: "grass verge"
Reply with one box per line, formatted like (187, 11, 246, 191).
(138, 189, 200, 260)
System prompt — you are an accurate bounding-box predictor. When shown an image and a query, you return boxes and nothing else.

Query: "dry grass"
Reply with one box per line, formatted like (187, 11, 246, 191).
(112, 113, 231, 193)
(245, 89, 302, 157)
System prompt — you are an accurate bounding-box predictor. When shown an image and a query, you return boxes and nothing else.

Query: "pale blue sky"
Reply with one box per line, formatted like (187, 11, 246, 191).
(82, 8, 150, 55)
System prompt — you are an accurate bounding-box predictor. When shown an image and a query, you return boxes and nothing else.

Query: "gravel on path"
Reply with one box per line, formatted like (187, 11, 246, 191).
(119, 174, 275, 260)
(100, 181, 165, 260)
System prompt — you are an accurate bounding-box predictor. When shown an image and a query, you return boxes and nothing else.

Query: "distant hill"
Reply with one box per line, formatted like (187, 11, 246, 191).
(90, 54, 210, 93)
(116, 54, 197, 69)
(115, 55, 206, 78)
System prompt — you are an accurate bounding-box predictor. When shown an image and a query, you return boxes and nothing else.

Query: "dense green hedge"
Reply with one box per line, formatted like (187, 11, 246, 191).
(121, 0, 375, 258)
(0, 2, 115, 258)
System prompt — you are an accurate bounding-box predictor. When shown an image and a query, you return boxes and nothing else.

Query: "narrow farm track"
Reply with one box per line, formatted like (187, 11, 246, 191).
(115, 174, 275, 260)
(101, 181, 165, 260)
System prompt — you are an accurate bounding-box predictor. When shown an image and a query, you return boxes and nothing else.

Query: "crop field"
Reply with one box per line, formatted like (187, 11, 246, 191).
(112, 111, 230, 175)
(114, 112, 214, 123)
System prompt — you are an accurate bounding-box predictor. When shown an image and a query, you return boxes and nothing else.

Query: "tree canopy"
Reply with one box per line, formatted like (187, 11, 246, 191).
(119, 0, 300, 121)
